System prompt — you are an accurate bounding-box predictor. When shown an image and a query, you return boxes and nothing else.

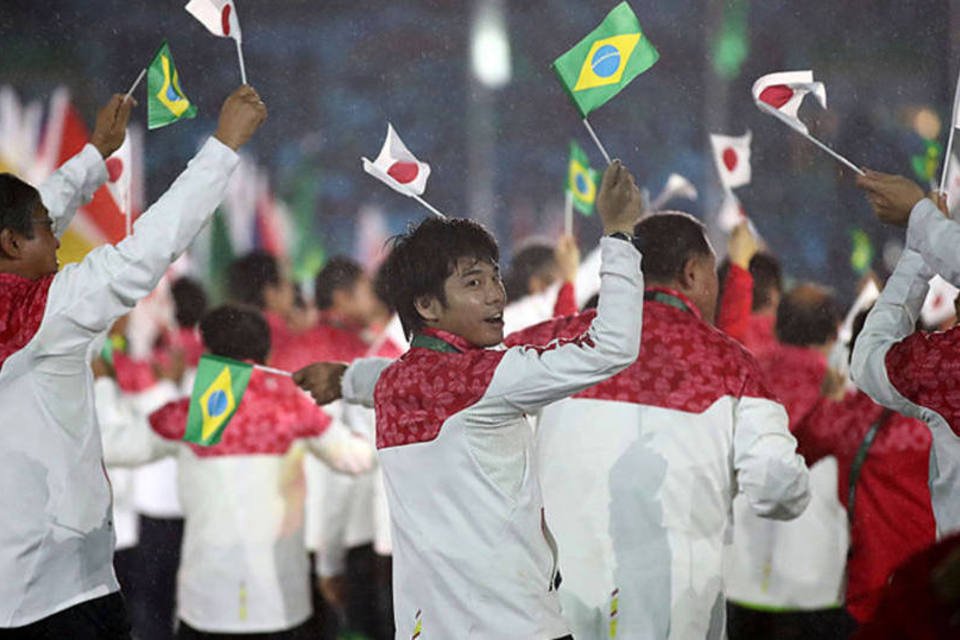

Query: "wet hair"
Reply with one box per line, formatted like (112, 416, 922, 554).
(0, 173, 41, 239)
(314, 256, 364, 311)
(775, 283, 840, 347)
(171, 278, 208, 329)
(379, 217, 499, 339)
(750, 252, 784, 312)
(504, 243, 556, 301)
(199, 305, 271, 364)
(227, 251, 281, 310)
(633, 212, 712, 283)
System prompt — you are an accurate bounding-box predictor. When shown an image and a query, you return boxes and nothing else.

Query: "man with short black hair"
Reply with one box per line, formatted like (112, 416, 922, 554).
(0, 85, 266, 636)
(506, 211, 809, 640)
(296, 160, 646, 639)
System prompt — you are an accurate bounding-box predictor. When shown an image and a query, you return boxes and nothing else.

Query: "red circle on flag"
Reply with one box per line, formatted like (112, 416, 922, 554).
(106, 157, 124, 183)
(759, 85, 794, 109)
(722, 148, 738, 172)
(221, 5, 232, 36)
(388, 161, 419, 184)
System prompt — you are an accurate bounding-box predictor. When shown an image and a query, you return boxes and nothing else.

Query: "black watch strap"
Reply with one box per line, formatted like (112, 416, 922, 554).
(607, 231, 634, 243)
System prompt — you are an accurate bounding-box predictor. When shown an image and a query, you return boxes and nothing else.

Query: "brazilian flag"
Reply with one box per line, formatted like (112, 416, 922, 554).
(184, 355, 253, 446)
(567, 141, 598, 216)
(850, 229, 874, 276)
(147, 40, 198, 130)
(552, 2, 659, 117)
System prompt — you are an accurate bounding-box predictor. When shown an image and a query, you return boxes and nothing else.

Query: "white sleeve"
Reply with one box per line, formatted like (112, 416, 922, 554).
(341, 357, 394, 408)
(906, 198, 960, 286)
(850, 248, 931, 416)
(97, 378, 180, 467)
(733, 396, 810, 520)
(481, 237, 643, 416)
(37, 143, 107, 238)
(37, 138, 238, 354)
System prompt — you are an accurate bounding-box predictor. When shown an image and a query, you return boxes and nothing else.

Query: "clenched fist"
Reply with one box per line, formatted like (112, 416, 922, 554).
(597, 160, 643, 235)
(293, 362, 348, 406)
(214, 85, 268, 151)
(856, 169, 926, 227)
(91, 94, 134, 159)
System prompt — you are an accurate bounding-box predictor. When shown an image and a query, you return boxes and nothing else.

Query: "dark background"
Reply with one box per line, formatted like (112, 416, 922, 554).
(1, 0, 956, 302)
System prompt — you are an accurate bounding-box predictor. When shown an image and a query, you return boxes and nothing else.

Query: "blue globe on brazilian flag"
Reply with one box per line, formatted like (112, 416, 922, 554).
(567, 141, 598, 216)
(184, 355, 253, 446)
(146, 40, 198, 130)
(552, 2, 659, 117)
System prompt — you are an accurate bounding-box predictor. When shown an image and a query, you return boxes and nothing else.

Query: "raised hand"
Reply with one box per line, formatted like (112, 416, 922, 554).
(596, 160, 643, 235)
(856, 169, 925, 227)
(214, 85, 268, 151)
(555, 234, 580, 283)
(91, 94, 134, 158)
(728, 222, 759, 270)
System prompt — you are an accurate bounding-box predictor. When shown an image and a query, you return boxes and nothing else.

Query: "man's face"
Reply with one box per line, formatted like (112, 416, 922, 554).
(336, 275, 379, 326)
(422, 257, 506, 347)
(20, 204, 59, 278)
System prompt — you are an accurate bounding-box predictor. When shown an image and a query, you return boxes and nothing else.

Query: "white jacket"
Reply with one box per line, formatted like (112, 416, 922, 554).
(851, 199, 960, 534)
(342, 237, 643, 639)
(0, 138, 239, 627)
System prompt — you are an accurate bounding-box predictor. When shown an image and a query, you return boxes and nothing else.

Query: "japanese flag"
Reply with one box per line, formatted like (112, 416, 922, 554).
(922, 275, 959, 328)
(752, 70, 826, 136)
(710, 131, 751, 190)
(362, 124, 431, 196)
(105, 131, 132, 218)
(185, 0, 242, 42)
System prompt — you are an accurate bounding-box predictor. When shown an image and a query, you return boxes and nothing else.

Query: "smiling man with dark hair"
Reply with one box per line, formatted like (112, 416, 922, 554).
(296, 160, 645, 638)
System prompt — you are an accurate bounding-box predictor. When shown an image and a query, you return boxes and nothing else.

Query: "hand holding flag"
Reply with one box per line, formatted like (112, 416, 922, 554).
(752, 70, 864, 176)
(362, 123, 445, 219)
(185, 0, 247, 84)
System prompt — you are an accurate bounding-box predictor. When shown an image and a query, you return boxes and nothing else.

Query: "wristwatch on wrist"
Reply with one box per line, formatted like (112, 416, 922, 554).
(607, 231, 634, 243)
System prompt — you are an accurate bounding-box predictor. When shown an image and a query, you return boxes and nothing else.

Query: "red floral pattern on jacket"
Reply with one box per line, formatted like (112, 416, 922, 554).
(757, 343, 827, 432)
(553, 281, 577, 317)
(0, 273, 54, 370)
(505, 289, 775, 411)
(149, 368, 330, 457)
(799, 389, 934, 623)
(885, 327, 960, 437)
(374, 328, 505, 449)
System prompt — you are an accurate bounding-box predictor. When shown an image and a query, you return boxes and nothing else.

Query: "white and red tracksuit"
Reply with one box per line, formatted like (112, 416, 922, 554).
(852, 198, 960, 533)
(340, 237, 644, 638)
(507, 288, 810, 640)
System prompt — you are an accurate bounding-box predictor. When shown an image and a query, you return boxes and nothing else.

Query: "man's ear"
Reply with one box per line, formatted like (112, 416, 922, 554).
(678, 256, 699, 290)
(0, 228, 21, 260)
(414, 295, 442, 325)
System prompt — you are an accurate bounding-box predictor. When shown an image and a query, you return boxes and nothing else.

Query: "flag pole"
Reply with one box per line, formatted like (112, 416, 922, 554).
(235, 39, 248, 85)
(800, 132, 865, 176)
(582, 118, 612, 165)
(253, 363, 292, 377)
(124, 68, 146, 101)
(411, 194, 447, 220)
(564, 190, 574, 236)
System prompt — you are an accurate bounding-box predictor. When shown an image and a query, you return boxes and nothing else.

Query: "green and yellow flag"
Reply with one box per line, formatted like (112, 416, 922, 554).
(184, 354, 253, 446)
(552, 2, 659, 117)
(567, 141, 599, 216)
(147, 40, 198, 130)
